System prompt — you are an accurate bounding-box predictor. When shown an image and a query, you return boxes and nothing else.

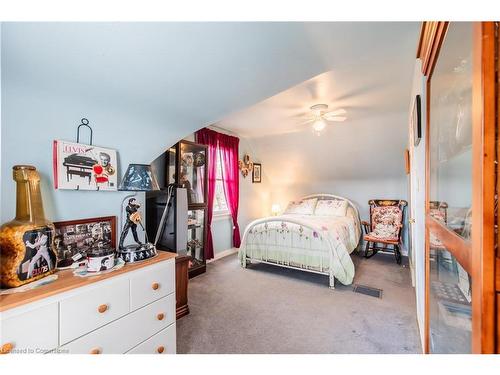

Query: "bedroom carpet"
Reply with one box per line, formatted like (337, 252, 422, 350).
(176, 252, 422, 354)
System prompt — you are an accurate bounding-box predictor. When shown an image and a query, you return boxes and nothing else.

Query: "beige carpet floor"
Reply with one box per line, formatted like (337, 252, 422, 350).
(176, 251, 422, 354)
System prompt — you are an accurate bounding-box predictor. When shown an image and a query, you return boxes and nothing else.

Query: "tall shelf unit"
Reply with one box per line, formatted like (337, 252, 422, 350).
(147, 140, 208, 278)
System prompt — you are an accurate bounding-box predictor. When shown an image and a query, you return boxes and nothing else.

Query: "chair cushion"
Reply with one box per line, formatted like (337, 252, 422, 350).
(430, 208, 446, 223)
(314, 199, 348, 216)
(367, 205, 403, 241)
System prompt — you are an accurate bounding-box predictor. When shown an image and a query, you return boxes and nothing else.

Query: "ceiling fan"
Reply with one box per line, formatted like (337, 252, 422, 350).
(302, 104, 347, 134)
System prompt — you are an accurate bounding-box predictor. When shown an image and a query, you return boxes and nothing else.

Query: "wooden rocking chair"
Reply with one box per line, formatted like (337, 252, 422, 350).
(361, 199, 407, 265)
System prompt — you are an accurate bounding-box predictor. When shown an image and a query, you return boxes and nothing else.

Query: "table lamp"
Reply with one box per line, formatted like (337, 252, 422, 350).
(271, 203, 281, 216)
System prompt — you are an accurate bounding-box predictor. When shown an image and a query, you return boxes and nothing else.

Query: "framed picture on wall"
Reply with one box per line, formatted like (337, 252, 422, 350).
(53, 216, 116, 269)
(53, 140, 118, 191)
(404, 149, 410, 175)
(412, 95, 422, 146)
(252, 163, 262, 183)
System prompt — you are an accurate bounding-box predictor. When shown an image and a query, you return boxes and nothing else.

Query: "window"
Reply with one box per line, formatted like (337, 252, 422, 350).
(213, 148, 229, 214)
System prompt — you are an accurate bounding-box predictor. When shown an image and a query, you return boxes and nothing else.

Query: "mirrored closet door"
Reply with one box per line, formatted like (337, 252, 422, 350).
(419, 21, 497, 354)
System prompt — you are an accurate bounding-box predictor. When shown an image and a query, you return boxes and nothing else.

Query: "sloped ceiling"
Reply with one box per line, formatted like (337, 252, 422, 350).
(213, 24, 420, 184)
(3, 22, 419, 151)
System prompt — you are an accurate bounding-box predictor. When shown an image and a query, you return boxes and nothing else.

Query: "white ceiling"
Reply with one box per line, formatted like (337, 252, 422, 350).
(217, 31, 420, 138)
(2, 22, 420, 141)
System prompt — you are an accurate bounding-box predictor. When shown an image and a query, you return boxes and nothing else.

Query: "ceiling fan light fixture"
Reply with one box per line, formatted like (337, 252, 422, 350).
(312, 119, 326, 133)
(310, 103, 328, 116)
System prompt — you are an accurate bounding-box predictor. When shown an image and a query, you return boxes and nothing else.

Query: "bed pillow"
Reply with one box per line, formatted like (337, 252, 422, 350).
(314, 199, 348, 217)
(284, 198, 318, 215)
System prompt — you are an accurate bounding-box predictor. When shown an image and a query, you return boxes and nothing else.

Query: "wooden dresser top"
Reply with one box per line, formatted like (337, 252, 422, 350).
(0, 251, 177, 312)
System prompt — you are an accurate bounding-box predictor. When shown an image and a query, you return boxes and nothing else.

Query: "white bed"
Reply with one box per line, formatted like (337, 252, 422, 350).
(238, 194, 362, 288)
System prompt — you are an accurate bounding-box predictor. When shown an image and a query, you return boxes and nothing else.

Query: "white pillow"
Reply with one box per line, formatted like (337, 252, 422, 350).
(314, 199, 348, 217)
(284, 198, 318, 215)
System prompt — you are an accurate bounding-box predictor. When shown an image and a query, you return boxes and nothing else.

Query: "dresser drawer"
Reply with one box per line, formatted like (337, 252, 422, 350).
(126, 323, 176, 354)
(60, 293, 175, 354)
(59, 277, 130, 345)
(0, 303, 58, 354)
(130, 259, 174, 311)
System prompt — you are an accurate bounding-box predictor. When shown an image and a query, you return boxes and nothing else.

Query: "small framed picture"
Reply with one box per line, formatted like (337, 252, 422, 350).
(412, 95, 422, 146)
(53, 216, 116, 268)
(404, 149, 410, 175)
(252, 163, 262, 183)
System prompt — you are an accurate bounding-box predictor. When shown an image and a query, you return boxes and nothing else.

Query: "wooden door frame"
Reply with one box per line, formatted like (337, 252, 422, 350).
(417, 21, 496, 354)
(471, 22, 496, 354)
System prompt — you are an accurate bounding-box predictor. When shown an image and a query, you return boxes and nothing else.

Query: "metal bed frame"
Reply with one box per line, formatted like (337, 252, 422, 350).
(240, 194, 362, 289)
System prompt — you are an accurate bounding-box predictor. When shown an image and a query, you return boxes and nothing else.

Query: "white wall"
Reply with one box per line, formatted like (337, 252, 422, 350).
(237, 111, 410, 253)
(408, 59, 426, 349)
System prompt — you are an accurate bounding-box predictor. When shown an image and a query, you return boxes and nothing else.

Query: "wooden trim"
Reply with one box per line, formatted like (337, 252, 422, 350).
(497, 294, 500, 350)
(0, 251, 177, 312)
(496, 258, 500, 292)
(422, 22, 446, 350)
(417, 22, 449, 77)
(423, 21, 497, 354)
(427, 215, 472, 274)
(471, 22, 497, 354)
(424, 76, 431, 354)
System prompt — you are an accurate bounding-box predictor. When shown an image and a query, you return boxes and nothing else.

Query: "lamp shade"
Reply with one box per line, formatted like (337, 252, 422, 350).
(271, 203, 281, 216)
(119, 164, 160, 191)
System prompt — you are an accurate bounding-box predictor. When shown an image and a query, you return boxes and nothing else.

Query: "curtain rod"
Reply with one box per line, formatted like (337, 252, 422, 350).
(207, 124, 240, 137)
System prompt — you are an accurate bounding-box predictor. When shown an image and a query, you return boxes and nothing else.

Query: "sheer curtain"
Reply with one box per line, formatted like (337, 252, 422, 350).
(218, 132, 241, 248)
(195, 128, 218, 260)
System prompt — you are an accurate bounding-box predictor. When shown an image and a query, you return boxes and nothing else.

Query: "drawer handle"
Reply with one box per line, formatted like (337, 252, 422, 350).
(157, 313, 165, 321)
(90, 347, 101, 354)
(152, 282, 160, 290)
(157, 346, 165, 354)
(98, 304, 109, 313)
(1, 342, 14, 354)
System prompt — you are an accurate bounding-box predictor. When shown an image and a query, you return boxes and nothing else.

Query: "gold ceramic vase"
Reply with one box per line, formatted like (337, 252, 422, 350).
(0, 165, 58, 288)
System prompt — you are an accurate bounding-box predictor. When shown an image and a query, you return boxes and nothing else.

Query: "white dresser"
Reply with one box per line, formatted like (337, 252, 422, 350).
(0, 251, 177, 354)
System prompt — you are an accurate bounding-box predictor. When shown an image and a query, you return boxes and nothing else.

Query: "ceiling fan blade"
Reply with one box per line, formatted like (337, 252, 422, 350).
(323, 109, 347, 118)
(291, 111, 311, 118)
(299, 119, 315, 125)
(325, 116, 347, 122)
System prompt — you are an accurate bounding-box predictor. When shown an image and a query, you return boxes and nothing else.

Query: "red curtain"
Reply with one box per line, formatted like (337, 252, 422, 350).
(218, 132, 241, 248)
(195, 128, 219, 260)
(196, 128, 241, 258)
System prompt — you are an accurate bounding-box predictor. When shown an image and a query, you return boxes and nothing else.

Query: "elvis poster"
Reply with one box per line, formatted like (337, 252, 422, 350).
(53, 140, 118, 191)
(18, 227, 57, 281)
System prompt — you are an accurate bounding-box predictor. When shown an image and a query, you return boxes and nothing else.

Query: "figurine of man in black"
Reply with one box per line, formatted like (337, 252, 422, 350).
(119, 198, 143, 249)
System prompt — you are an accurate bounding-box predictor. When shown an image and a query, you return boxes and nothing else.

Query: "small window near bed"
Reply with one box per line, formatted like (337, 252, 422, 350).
(213, 147, 229, 215)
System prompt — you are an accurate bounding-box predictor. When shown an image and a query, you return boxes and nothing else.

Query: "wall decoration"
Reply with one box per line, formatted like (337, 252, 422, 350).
(53, 140, 118, 191)
(238, 154, 254, 178)
(404, 149, 410, 174)
(252, 163, 262, 183)
(412, 94, 422, 146)
(53, 216, 116, 269)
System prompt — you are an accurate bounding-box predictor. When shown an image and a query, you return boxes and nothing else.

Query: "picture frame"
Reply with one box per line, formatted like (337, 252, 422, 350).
(404, 148, 410, 175)
(252, 163, 262, 183)
(412, 94, 422, 146)
(53, 140, 119, 191)
(53, 216, 116, 268)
